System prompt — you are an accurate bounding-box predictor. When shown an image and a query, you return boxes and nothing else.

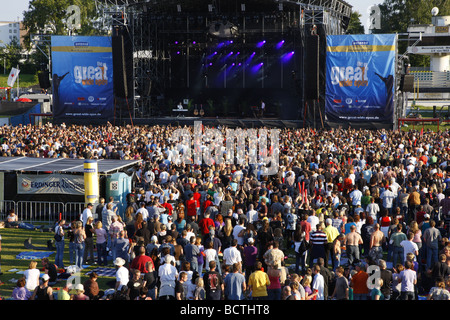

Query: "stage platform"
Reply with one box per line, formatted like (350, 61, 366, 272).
(113, 116, 305, 128)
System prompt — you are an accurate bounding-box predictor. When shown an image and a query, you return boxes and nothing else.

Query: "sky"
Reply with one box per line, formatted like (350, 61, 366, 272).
(0, 0, 29, 22)
(1, 0, 381, 32)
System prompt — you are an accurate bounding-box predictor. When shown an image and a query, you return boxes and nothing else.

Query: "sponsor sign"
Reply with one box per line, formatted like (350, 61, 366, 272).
(18, 174, 84, 195)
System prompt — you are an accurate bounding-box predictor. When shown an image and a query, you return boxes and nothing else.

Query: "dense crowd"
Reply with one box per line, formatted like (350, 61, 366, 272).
(1, 122, 450, 301)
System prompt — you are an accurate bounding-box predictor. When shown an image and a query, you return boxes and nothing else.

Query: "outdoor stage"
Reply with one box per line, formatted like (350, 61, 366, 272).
(115, 115, 304, 128)
(105, 0, 352, 128)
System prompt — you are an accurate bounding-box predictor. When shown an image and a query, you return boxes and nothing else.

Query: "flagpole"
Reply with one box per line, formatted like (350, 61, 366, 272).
(16, 64, 19, 99)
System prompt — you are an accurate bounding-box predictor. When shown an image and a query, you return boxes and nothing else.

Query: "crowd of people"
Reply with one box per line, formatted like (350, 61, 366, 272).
(1, 122, 450, 301)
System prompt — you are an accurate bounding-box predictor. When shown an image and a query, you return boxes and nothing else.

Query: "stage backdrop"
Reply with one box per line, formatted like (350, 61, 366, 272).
(325, 34, 397, 124)
(51, 36, 114, 122)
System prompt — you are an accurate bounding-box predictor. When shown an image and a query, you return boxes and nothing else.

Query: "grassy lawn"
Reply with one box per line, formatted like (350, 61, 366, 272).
(0, 74, 39, 88)
(0, 227, 114, 299)
(0, 225, 301, 300)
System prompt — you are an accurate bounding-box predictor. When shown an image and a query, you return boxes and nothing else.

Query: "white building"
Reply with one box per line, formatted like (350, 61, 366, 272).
(0, 21, 21, 46)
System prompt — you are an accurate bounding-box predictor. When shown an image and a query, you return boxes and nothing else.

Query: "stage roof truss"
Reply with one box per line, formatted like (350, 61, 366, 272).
(0, 158, 141, 174)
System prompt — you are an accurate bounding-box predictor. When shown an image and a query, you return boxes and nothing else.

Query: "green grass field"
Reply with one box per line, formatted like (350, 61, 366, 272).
(0, 74, 39, 88)
(0, 227, 114, 299)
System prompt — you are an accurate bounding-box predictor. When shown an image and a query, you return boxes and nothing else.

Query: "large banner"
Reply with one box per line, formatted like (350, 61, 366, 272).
(51, 36, 114, 121)
(325, 34, 397, 123)
(18, 174, 84, 195)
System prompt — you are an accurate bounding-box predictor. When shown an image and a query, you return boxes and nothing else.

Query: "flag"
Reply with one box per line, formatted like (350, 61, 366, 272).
(7, 67, 20, 87)
(420, 127, 423, 136)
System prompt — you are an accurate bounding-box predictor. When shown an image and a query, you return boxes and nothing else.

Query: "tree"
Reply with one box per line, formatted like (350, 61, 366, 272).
(376, 0, 450, 67)
(0, 37, 22, 73)
(346, 11, 365, 34)
(22, 0, 101, 49)
(377, 0, 450, 35)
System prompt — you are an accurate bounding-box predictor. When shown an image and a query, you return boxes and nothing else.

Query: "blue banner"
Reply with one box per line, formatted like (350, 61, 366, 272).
(51, 36, 114, 121)
(325, 34, 397, 123)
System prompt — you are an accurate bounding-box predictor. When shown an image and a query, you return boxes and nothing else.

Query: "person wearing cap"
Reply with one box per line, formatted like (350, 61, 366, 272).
(30, 274, 53, 300)
(71, 283, 90, 300)
(114, 257, 130, 291)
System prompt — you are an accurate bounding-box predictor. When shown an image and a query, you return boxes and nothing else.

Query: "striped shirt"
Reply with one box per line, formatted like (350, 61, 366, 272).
(310, 230, 327, 245)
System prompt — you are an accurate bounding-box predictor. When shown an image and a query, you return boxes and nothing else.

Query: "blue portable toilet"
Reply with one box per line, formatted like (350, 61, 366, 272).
(106, 172, 132, 217)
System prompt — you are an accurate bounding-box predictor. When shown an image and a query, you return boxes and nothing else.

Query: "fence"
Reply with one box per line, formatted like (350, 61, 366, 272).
(409, 71, 450, 88)
(397, 117, 450, 131)
(0, 200, 122, 227)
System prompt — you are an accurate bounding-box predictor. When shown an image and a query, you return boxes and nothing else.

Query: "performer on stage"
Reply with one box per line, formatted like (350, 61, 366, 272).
(260, 100, 266, 117)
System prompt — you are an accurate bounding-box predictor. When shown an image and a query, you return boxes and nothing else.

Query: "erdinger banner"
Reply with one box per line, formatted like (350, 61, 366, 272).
(51, 36, 114, 121)
(18, 174, 84, 195)
(325, 34, 397, 123)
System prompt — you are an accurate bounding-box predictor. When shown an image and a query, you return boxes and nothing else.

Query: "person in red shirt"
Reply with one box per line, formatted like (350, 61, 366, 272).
(203, 194, 213, 214)
(299, 213, 312, 242)
(130, 246, 154, 274)
(199, 212, 215, 242)
(193, 187, 202, 213)
(186, 194, 198, 222)
(415, 205, 426, 225)
(161, 196, 173, 216)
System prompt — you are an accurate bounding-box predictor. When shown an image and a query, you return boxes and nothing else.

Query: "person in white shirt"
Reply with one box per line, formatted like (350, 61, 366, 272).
(159, 170, 169, 184)
(349, 186, 362, 208)
(366, 197, 380, 222)
(307, 211, 320, 232)
(312, 265, 325, 300)
(81, 203, 94, 228)
(158, 255, 178, 299)
(222, 239, 242, 269)
(136, 202, 149, 221)
(400, 232, 419, 264)
(114, 257, 129, 291)
(380, 187, 396, 215)
(232, 217, 246, 246)
(246, 204, 258, 224)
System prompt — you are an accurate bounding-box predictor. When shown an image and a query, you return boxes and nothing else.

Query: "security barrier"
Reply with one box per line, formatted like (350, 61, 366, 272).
(0, 200, 121, 227)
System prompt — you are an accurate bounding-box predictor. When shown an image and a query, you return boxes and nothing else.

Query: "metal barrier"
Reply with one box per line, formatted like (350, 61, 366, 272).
(0, 200, 17, 221)
(64, 202, 88, 222)
(16, 201, 65, 226)
(1, 200, 124, 226)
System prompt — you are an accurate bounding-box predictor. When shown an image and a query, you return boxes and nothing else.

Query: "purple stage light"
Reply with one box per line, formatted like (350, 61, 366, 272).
(256, 40, 266, 48)
(250, 62, 264, 73)
(275, 40, 285, 49)
(281, 51, 295, 62)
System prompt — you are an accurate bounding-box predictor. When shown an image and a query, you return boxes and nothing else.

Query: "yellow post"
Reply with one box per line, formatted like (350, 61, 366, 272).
(83, 160, 99, 205)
